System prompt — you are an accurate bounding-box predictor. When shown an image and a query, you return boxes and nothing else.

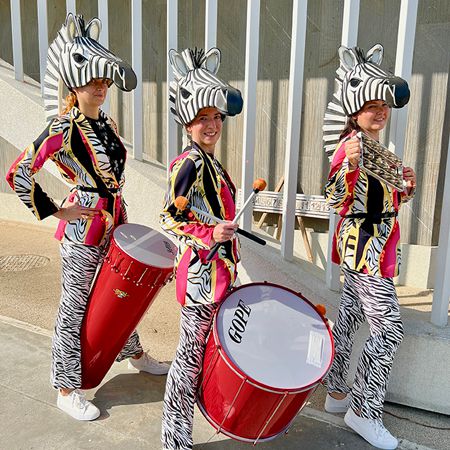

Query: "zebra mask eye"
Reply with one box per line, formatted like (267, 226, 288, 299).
(180, 87, 191, 99)
(349, 78, 362, 88)
(73, 53, 87, 65)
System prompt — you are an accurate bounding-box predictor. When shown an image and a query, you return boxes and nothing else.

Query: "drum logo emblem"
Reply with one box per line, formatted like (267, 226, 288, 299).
(164, 240, 175, 255)
(228, 299, 252, 344)
(113, 288, 129, 299)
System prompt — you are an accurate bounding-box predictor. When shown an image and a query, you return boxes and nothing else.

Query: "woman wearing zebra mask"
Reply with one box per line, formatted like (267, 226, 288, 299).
(160, 47, 243, 450)
(6, 13, 169, 421)
(323, 44, 416, 450)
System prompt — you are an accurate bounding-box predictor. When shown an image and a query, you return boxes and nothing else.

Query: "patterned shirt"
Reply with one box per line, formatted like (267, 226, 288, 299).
(324, 134, 414, 278)
(87, 116, 125, 181)
(160, 142, 240, 306)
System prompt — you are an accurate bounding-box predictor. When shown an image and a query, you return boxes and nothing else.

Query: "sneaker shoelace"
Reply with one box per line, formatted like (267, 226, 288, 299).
(71, 389, 89, 412)
(371, 419, 391, 439)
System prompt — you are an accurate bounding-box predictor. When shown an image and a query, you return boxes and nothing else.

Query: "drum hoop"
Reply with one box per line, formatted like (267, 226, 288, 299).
(213, 281, 335, 393)
(111, 224, 176, 269)
(197, 399, 297, 444)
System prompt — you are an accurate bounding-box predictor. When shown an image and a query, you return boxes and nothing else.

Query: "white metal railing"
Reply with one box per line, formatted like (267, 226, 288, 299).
(6, 0, 449, 326)
(132, 0, 143, 162)
(325, 0, 360, 293)
(280, 0, 307, 261)
(240, 0, 260, 232)
(10, 0, 23, 82)
(166, 0, 178, 168)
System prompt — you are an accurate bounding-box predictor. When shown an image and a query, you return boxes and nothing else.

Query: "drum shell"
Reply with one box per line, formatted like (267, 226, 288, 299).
(81, 232, 173, 389)
(197, 282, 334, 443)
(199, 333, 315, 442)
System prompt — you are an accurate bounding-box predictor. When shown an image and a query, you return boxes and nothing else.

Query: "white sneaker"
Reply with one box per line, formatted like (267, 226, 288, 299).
(324, 393, 351, 413)
(344, 408, 398, 449)
(128, 352, 170, 375)
(57, 389, 100, 421)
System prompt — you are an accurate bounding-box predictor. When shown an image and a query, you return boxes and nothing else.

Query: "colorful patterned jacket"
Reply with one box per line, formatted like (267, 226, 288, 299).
(160, 143, 240, 306)
(324, 134, 414, 278)
(6, 107, 127, 246)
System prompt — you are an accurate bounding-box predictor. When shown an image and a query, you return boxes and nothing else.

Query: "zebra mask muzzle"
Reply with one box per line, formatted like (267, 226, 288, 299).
(385, 77, 410, 109)
(112, 62, 137, 92)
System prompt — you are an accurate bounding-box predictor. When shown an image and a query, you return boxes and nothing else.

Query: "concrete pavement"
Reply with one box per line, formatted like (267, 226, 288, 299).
(0, 316, 439, 450)
(0, 219, 449, 450)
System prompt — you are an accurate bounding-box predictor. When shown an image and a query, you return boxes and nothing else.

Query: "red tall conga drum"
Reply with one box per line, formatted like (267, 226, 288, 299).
(197, 282, 334, 444)
(81, 223, 176, 389)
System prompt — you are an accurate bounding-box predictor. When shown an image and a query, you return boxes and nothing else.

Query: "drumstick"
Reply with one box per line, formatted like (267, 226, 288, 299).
(206, 178, 267, 261)
(174, 196, 266, 246)
(233, 178, 267, 224)
(174, 196, 224, 224)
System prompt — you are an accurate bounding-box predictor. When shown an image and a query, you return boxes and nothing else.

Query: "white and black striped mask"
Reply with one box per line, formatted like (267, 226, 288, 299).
(44, 13, 136, 123)
(339, 44, 410, 116)
(168, 47, 243, 126)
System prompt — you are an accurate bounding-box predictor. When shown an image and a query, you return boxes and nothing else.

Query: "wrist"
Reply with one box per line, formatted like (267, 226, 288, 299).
(53, 207, 64, 219)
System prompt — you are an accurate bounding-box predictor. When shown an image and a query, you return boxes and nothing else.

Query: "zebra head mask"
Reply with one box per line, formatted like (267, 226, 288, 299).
(44, 13, 137, 123)
(168, 47, 243, 126)
(323, 44, 410, 157)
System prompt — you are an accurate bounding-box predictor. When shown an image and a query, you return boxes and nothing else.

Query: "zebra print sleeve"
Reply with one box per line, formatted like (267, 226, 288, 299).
(5, 120, 64, 220)
(324, 140, 360, 211)
(160, 156, 215, 251)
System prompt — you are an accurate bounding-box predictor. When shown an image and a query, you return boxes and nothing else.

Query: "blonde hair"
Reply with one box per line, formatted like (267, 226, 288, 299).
(61, 91, 78, 115)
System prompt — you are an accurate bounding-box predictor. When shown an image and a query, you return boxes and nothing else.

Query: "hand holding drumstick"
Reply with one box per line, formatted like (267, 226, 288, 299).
(173, 194, 266, 246)
(206, 178, 267, 261)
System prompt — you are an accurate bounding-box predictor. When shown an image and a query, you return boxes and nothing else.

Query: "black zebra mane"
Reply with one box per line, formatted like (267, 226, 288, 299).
(186, 47, 206, 69)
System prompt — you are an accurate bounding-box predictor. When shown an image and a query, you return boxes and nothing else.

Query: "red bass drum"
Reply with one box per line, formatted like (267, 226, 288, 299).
(197, 282, 334, 444)
(81, 223, 176, 389)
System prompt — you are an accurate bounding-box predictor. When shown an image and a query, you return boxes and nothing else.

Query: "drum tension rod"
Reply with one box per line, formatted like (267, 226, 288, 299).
(123, 261, 133, 278)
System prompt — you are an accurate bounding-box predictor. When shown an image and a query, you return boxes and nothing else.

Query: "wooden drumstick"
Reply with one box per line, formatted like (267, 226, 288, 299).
(174, 196, 223, 224)
(174, 196, 266, 246)
(206, 178, 267, 261)
(233, 178, 267, 224)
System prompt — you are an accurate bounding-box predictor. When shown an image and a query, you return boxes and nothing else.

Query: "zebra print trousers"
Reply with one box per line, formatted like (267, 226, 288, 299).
(326, 269, 404, 420)
(51, 242, 143, 389)
(161, 303, 217, 450)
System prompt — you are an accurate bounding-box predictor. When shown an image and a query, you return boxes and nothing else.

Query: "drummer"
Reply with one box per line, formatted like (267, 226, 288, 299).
(160, 47, 243, 450)
(6, 13, 168, 421)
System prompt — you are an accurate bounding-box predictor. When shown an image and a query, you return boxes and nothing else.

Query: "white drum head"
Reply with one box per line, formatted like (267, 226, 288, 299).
(113, 223, 176, 268)
(216, 283, 333, 390)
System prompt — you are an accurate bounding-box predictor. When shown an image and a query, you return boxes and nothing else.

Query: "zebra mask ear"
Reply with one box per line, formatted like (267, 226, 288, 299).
(202, 48, 221, 74)
(169, 49, 189, 80)
(65, 13, 79, 42)
(85, 18, 101, 41)
(338, 46, 358, 71)
(366, 44, 384, 65)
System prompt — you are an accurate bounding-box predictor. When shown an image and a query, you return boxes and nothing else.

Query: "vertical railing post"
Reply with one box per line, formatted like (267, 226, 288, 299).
(280, 0, 308, 261)
(166, 0, 178, 169)
(431, 138, 450, 327)
(240, 0, 260, 232)
(388, 0, 418, 160)
(325, 0, 360, 291)
(132, 0, 143, 161)
(37, 0, 48, 95)
(205, 0, 217, 50)
(66, 0, 76, 14)
(10, 0, 24, 82)
(98, 0, 110, 114)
